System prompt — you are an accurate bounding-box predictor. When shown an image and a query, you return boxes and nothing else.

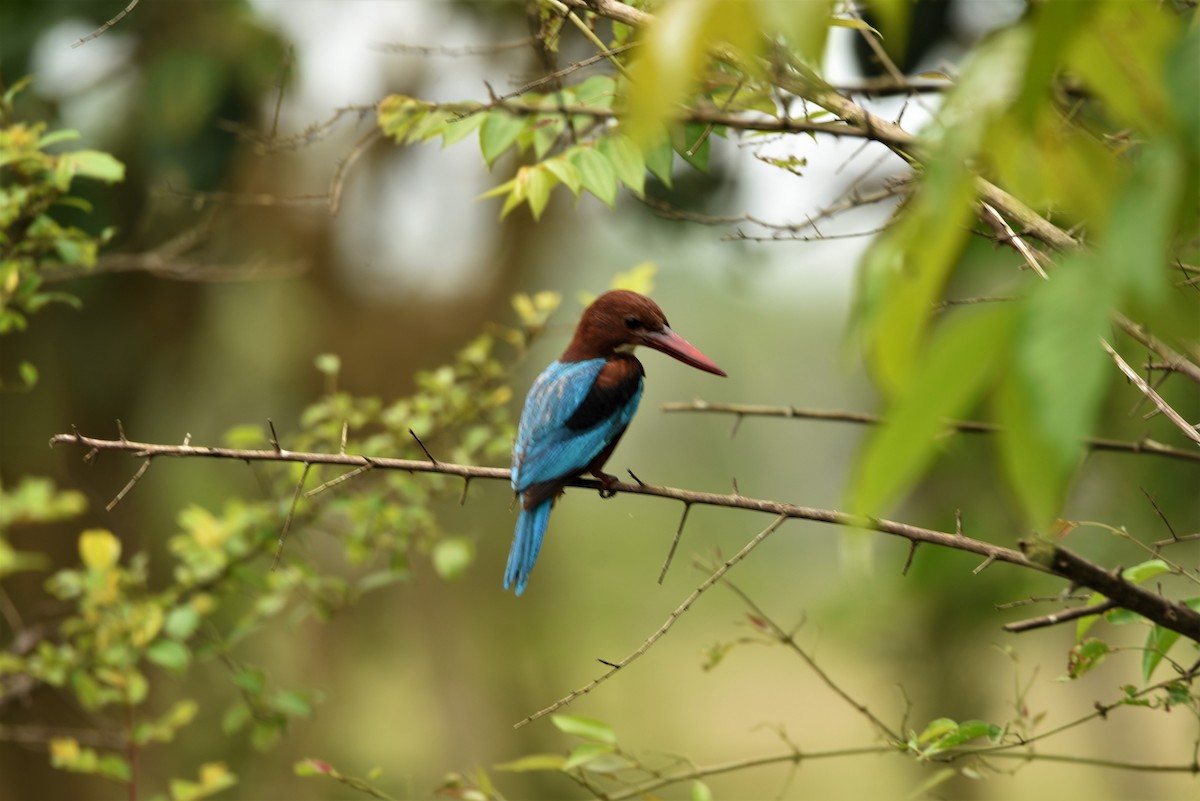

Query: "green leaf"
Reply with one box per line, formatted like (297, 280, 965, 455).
(563, 742, 615, 771)
(1099, 140, 1185, 306)
(644, 137, 674, 187)
(855, 149, 976, 397)
(1122, 559, 1171, 585)
(551, 714, 617, 744)
(1013, 255, 1114, 477)
(672, 123, 711, 172)
(571, 147, 617, 207)
(58, 150, 125, 184)
(916, 718, 958, 745)
(542, 156, 581, 196)
(624, 0, 762, 145)
(599, 134, 645, 196)
(314, 353, 341, 376)
(272, 690, 314, 718)
(1066, 637, 1110, 679)
(440, 111, 485, 146)
(692, 780, 714, 801)
(1064, 2, 1180, 135)
(232, 666, 265, 695)
(572, 75, 617, 108)
(849, 306, 1013, 515)
(921, 720, 1002, 758)
(479, 111, 526, 166)
(524, 166, 554, 221)
(1142, 625, 1181, 684)
(146, 639, 191, 673)
(994, 372, 1065, 526)
(165, 605, 201, 640)
(222, 701, 251, 735)
(78, 529, 120, 571)
(432, 537, 474, 580)
(18, 361, 37, 388)
(37, 129, 81, 148)
(493, 753, 567, 772)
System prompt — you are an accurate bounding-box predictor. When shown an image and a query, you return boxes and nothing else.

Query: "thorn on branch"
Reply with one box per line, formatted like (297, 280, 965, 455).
(901, 540, 919, 576)
(117, 419, 127, 443)
(409, 429, 439, 465)
(106, 459, 152, 512)
(268, 419, 282, 453)
(459, 477, 471, 506)
(272, 463, 312, 570)
(340, 422, 349, 455)
(597, 658, 620, 669)
(955, 508, 963, 537)
(627, 469, 645, 487)
(973, 553, 997, 575)
(658, 503, 693, 584)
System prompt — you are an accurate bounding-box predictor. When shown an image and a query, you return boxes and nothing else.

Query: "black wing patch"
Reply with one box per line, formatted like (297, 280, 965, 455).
(564, 356, 643, 432)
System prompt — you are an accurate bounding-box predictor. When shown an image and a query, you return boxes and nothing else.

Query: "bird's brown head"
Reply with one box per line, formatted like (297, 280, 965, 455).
(561, 290, 726, 376)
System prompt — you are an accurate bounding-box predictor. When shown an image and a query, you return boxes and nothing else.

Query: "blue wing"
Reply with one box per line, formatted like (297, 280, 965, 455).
(511, 359, 644, 493)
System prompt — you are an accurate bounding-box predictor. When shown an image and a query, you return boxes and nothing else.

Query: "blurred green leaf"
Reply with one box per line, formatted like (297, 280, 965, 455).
(1066, 637, 1110, 679)
(563, 742, 616, 771)
(599, 134, 645, 196)
(57, 149, 125, 184)
(494, 753, 567, 772)
(692, 779, 715, 801)
(432, 537, 474, 581)
(551, 714, 617, 744)
(480, 111, 526, 166)
(849, 306, 1013, 515)
(146, 639, 191, 673)
(571, 147, 617, 207)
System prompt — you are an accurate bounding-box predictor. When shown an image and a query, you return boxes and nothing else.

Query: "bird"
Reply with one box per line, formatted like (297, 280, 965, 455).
(504, 289, 726, 595)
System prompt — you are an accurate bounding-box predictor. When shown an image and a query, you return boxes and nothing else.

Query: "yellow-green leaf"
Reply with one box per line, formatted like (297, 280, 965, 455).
(79, 529, 120, 571)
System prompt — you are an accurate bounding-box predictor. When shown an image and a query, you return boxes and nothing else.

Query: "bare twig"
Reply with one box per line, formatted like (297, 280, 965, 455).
(1113, 314, 1200, 386)
(659, 400, 1200, 464)
(1102, 339, 1200, 447)
(719, 575, 901, 742)
(272, 463, 312, 569)
(1003, 599, 1118, 633)
(512, 514, 789, 728)
(49, 430, 1200, 643)
(979, 201, 1048, 279)
(72, 0, 139, 48)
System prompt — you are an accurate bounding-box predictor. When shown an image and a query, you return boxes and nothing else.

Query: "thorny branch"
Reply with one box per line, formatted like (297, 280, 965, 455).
(659, 400, 1200, 464)
(49, 430, 1200, 647)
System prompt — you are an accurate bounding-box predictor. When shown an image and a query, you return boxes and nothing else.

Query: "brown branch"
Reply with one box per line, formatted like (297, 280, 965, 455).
(1114, 313, 1200, 386)
(48, 430, 1200, 644)
(1102, 339, 1200, 447)
(72, 0, 139, 48)
(1003, 599, 1118, 634)
(659, 400, 1200, 464)
(979, 201, 1048, 279)
(1021, 541, 1200, 641)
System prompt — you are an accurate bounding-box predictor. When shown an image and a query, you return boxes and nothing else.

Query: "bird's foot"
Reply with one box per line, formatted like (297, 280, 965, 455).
(592, 470, 619, 499)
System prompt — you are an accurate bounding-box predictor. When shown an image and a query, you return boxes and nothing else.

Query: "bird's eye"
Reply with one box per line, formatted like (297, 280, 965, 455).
(624, 316, 642, 330)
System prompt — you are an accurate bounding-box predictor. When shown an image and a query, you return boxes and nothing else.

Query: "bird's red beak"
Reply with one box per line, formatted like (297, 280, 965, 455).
(641, 327, 727, 377)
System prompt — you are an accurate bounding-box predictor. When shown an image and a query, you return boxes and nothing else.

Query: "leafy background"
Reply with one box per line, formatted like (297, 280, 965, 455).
(1, 1, 1197, 800)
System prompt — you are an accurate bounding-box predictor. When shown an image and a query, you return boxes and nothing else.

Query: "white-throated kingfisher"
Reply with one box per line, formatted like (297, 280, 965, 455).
(504, 290, 726, 594)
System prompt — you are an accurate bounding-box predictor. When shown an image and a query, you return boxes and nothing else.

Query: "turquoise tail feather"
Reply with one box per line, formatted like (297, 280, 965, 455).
(504, 501, 552, 595)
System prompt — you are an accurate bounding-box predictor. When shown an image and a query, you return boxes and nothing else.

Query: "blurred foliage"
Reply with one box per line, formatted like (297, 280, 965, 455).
(0, 78, 123, 385)
(3, 1, 1199, 799)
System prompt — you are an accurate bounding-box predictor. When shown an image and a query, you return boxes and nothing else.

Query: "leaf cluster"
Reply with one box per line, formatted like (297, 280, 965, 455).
(0, 78, 124, 369)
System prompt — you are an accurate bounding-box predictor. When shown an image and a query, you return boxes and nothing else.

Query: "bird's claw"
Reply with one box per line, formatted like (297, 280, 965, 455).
(593, 471, 619, 499)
